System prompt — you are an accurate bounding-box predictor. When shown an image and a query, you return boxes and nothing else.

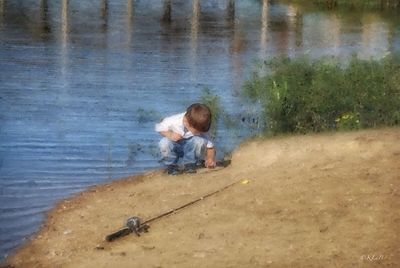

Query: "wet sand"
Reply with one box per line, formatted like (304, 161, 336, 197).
(4, 128, 400, 267)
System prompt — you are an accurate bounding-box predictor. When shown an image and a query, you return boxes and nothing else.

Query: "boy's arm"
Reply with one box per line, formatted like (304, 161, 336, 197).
(155, 114, 184, 142)
(159, 130, 183, 142)
(205, 147, 216, 168)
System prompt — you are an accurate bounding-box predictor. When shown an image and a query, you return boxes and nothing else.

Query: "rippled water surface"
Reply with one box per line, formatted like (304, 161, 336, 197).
(1, 0, 399, 261)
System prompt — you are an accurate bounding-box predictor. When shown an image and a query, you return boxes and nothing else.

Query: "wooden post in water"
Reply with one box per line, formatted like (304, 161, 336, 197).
(58, 0, 70, 131)
(227, 0, 235, 21)
(381, 0, 400, 9)
(162, 0, 171, 22)
(0, 0, 5, 29)
(127, 0, 134, 22)
(61, 0, 69, 47)
(325, 0, 337, 9)
(39, 0, 51, 35)
(191, 0, 200, 46)
(259, 0, 268, 59)
(190, 0, 200, 49)
(293, 5, 303, 48)
(229, 0, 244, 94)
(100, 0, 108, 32)
(190, 0, 200, 80)
(126, 0, 134, 47)
(40, 0, 49, 21)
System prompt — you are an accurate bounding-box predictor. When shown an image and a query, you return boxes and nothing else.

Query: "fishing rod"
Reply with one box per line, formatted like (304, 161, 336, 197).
(143, 180, 239, 225)
(105, 179, 242, 242)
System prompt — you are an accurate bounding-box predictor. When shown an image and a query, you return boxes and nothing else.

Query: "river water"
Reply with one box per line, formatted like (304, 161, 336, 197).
(0, 0, 399, 261)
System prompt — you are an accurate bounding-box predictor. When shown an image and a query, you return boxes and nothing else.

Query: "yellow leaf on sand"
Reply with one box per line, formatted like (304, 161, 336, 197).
(241, 179, 250, 184)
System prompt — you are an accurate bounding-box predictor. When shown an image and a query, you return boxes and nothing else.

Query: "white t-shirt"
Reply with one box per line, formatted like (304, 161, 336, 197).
(155, 112, 214, 148)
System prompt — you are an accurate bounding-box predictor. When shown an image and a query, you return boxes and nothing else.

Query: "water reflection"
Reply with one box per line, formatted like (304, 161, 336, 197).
(275, 9, 290, 55)
(360, 14, 390, 58)
(286, 4, 303, 54)
(292, 7, 303, 48)
(330, 15, 341, 56)
(229, 4, 243, 55)
(301, 13, 341, 56)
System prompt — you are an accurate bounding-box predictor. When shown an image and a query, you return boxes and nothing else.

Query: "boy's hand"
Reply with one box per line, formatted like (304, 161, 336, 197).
(160, 131, 183, 142)
(205, 148, 216, 168)
(205, 158, 216, 168)
(169, 131, 183, 142)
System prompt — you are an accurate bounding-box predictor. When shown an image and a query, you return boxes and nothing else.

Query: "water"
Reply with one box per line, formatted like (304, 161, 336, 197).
(1, 0, 399, 261)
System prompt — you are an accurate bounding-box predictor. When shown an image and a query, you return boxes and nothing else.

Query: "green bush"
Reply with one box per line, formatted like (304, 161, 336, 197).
(243, 55, 400, 134)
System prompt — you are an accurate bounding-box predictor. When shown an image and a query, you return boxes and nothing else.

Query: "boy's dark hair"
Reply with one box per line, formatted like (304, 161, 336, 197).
(186, 103, 212, 132)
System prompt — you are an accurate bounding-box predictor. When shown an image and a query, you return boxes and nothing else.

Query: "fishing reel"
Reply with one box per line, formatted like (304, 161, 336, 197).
(106, 216, 149, 242)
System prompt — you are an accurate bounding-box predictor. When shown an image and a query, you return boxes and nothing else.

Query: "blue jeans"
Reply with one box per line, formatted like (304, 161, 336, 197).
(159, 136, 207, 166)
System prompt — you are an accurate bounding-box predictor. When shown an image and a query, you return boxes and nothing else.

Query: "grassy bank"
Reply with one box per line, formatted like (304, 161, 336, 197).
(244, 55, 400, 134)
(318, 0, 400, 9)
(281, 0, 400, 9)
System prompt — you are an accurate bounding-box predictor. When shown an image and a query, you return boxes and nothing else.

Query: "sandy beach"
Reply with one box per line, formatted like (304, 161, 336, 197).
(3, 128, 400, 268)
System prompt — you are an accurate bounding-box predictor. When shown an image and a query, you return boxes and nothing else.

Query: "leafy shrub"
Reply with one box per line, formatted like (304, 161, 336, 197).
(243, 55, 400, 134)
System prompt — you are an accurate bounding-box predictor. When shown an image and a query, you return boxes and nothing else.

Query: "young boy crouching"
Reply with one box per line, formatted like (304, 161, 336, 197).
(155, 103, 216, 175)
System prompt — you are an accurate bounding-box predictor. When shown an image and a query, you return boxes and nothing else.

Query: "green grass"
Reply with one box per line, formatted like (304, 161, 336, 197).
(306, 0, 398, 9)
(243, 55, 400, 135)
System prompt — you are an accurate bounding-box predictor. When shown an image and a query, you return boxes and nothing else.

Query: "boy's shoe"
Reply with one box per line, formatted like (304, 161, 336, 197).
(183, 163, 197, 173)
(216, 158, 231, 168)
(195, 159, 232, 168)
(166, 165, 181, 175)
(196, 160, 205, 168)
